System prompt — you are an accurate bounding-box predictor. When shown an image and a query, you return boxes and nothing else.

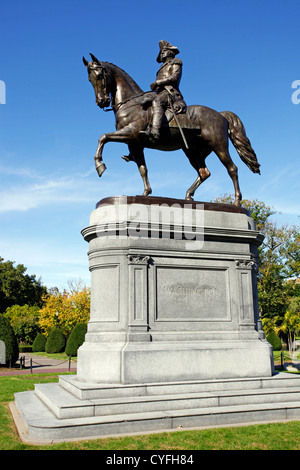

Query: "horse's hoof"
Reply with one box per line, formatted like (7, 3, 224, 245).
(185, 195, 194, 201)
(122, 155, 133, 163)
(96, 162, 107, 177)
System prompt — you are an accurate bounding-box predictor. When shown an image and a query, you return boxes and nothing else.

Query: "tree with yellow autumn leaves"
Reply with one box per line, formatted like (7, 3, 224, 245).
(38, 281, 90, 337)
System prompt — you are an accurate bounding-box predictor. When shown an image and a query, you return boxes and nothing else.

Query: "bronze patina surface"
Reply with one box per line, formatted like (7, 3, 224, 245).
(96, 195, 250, 216)
(83, 41, 260, 206)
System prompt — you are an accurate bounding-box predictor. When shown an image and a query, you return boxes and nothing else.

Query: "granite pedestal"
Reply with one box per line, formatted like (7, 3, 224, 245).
(77, 196, 273, 383)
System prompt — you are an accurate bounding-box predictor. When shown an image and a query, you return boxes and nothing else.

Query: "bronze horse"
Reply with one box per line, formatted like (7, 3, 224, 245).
(83, 54, 260, 206)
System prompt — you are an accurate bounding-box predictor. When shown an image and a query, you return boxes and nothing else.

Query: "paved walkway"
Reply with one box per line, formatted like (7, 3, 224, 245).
(0, 354, 77, 376)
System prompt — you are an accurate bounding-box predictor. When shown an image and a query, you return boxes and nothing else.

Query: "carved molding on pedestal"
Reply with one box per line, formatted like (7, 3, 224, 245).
(127, 254, 151, 265)
(235, 259, 258, 273)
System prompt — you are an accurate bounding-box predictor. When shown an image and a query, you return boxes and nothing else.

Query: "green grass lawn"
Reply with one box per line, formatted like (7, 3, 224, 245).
(1, 373, 300, 450)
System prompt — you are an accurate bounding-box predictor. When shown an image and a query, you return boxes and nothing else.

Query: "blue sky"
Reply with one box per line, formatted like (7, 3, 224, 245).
(0, 0, 299, 289)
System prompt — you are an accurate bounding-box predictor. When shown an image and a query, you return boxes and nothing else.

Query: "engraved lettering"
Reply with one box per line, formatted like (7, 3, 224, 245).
(163, 284, 217, 297)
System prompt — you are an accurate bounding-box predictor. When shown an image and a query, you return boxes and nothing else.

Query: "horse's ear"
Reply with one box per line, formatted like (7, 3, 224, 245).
(82, 56, 89, 66)
(90, 53, 100, 64)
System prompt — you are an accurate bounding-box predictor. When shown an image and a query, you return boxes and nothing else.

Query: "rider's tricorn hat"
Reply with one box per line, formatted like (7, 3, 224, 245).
(156, 40, 180, 63)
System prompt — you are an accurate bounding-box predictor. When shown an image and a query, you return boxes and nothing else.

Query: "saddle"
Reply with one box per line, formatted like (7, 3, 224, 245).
(139, 90, 187, 125)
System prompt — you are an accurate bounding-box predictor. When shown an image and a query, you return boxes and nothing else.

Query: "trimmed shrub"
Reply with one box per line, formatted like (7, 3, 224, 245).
(65, 323, 87, 357)
(32, 333, 47, 352)
(45, 328, 66, 354)
(0, 314, 19, 366)
(266, 330, 282, 351)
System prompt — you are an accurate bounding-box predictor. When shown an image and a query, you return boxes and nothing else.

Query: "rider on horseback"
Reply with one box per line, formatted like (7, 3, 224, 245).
(140, 40, 187, 143)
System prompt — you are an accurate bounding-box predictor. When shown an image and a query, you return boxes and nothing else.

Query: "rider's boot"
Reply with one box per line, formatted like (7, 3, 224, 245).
(139, 104, 164, 143)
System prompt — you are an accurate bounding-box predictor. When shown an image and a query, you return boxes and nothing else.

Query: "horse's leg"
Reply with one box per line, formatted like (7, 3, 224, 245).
(94, 126, 138, 177)
(94, 135, 107, 176)
(185, 174, 200, 201)
(139, 163, 152, 196)
(184, 147, 211, 200)
(214, 146, 242, 206)
(128, 144, 152, 196)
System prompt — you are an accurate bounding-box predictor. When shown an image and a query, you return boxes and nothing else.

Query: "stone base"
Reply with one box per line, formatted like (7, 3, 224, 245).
(12, 373, 300, 443)
(77, 196, 273, 384)
(77, 340, 273, 384)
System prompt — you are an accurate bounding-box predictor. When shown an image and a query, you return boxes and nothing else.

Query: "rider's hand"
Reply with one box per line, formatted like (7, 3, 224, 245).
(150, 82, 157, 91)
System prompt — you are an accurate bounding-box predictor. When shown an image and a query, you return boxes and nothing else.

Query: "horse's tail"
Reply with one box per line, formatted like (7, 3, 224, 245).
(220, 111, 260, 174)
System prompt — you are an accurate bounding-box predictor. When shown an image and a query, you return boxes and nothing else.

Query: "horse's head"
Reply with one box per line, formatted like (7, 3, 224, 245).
(83, 54, 111, 109)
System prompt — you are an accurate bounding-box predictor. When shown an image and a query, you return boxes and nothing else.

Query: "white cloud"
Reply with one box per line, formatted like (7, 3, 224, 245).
(0, 178, 76, 212)
(0, 165, 140, 212)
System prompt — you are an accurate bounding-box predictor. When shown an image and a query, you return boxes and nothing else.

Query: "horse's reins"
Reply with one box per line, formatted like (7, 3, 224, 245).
(105, 92, 148, 112)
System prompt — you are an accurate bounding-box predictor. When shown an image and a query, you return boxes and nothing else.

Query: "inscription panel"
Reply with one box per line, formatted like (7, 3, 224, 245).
(155, 265, 230, 321)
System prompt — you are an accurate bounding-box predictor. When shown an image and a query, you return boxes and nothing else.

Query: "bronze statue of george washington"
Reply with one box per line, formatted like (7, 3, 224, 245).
(83, 40, 260, 206)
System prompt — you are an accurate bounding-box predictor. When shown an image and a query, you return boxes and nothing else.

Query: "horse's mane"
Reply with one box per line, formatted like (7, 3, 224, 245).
(101, 61, 143, 93)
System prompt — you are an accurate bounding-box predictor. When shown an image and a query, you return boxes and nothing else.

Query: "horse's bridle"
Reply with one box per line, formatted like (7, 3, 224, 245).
(88, 63, 112, 110)
(89, 62, 150, 113)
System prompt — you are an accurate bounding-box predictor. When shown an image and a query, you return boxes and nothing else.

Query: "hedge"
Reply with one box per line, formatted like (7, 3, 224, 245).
(266, 330, 282, 351)
(65, 323, 87, 357)
(45, 328, 66, 353)
(32, 333, 47, 352)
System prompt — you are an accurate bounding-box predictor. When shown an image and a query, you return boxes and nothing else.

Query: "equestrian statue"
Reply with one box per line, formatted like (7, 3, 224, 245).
(83, 41, 260, 206)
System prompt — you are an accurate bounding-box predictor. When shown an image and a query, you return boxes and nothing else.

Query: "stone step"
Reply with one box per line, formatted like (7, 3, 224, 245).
(59, 373, 300, 400)
(12, 389, 300, 443)
(35, 380, 300, 420)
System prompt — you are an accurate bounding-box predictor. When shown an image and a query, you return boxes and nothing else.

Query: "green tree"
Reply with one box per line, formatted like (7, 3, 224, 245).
(257, 222, 291, 318)
(0, 257, 47, 312)
(4, 304, 40, 344)
(274, 311, 300, 359)
(213, 195, 300, 318)
(282, 226, 300, 279)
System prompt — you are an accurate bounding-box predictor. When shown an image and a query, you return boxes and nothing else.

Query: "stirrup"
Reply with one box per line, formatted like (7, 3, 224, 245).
(139, 128, 152, 137)
(139, 128, 160, 143)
